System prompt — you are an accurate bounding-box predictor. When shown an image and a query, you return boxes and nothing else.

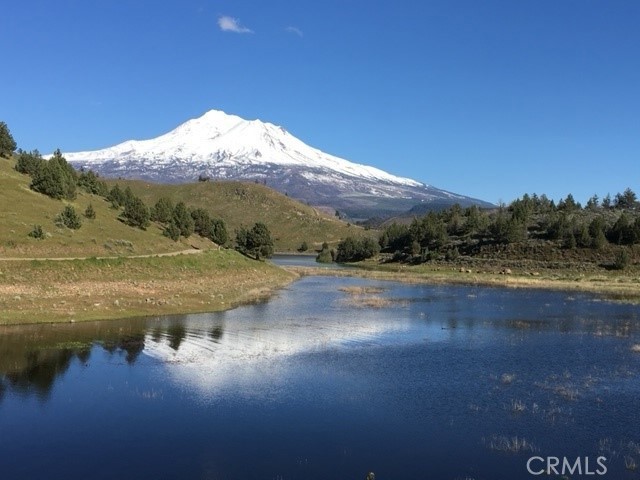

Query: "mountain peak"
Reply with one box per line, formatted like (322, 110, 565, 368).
(60, 110, 493, 218)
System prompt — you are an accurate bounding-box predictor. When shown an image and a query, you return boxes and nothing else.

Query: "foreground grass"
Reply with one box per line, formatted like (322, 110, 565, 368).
(0, 249, 296, 325)
(286, 260, 640, 302)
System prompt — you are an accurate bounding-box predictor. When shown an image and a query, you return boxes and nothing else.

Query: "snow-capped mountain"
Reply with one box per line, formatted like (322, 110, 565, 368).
(64, 110, 493, 218)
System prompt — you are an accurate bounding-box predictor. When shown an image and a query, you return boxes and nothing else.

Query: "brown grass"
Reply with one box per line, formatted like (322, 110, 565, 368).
(338, 286, 386, 295)
(0, 250, 296, 325)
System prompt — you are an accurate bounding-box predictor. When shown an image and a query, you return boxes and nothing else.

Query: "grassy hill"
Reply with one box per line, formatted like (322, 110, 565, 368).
(0, 155, 297, 325)
(110, 178, 367, 252)
(0, 157, 212, 258)
(0, 156, 366, 257)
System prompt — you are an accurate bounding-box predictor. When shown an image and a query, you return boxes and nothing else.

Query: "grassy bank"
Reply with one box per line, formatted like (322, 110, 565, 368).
(0, 249, 297, 325)
(285, 261, 640, 302)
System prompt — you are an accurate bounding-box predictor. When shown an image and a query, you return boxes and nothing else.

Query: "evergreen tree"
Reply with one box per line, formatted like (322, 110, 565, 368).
(248, 222, 274, 260)
(77, 170, 108, 196)
(235, 222, 274, 260)
(190, 208, 212, 237)
(55, 205, 82, 230)
(0, 121, 17, 158)
(15, 150, 44, 175)
(589, 217, 607, 250)
(609, 212, 633, 245)
(209, 218, 228, 246)
(172, 202, 194, 237)
(84, 203, 96, 219)
(108, 184, 126, 208)
(335, 236, 380, 262)
(614, 188, 637, 210)
(30, 150, 77, 200)
(163, 220, 181, 241)
(586, 194, 600, 211)
(150, 197, 174, 223)
(577, 223, 591, 248)
(120, 196, 150, 229)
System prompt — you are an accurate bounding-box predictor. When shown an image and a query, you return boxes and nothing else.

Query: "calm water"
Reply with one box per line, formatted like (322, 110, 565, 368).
(1, 276, 640, 480)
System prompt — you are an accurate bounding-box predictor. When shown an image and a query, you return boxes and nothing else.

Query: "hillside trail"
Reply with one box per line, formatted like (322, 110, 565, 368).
(0, 248, 204, 262)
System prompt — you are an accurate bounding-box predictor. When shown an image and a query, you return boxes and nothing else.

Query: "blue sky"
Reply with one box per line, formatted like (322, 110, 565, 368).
(2, 0, 639, 204)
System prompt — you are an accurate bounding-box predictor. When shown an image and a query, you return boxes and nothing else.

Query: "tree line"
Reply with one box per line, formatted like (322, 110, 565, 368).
(330, 190, 640, 268)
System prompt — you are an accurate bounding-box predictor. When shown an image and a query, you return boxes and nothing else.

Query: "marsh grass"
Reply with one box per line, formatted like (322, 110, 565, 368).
(485, 435, 537, 453)
(339, 286, 387, 295)
(508, 399, 527, 413)
(625, 456, 638, 471)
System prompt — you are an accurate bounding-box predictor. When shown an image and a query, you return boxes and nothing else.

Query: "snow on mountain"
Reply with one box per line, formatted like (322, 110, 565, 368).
(63, 110, 493, 218)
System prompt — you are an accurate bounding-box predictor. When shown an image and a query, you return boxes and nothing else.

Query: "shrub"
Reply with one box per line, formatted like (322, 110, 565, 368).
(28, 225, 46, 239)
(613, 250, 631, 270)
(84, 203, 96, 219)
(298, 241, 309, 252)
(55, 206, 82, 230)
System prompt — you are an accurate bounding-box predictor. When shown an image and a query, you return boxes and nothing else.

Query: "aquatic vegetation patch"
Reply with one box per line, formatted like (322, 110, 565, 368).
(484, 435, 537, 453)
(339, 286, 387, 295)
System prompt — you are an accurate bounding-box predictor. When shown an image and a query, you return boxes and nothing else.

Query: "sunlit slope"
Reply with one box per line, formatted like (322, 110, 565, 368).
(0, 157, 209, 258)
(116, 178, 367, 251)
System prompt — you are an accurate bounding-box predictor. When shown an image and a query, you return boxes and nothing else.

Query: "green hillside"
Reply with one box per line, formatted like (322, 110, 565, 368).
(0, 155, 368, 257)
(0, 157, 212, 258)
(112, 178, 366, 251)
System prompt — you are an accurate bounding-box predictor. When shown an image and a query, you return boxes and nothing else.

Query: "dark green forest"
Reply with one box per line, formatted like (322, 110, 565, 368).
(332, 191, 639, 271)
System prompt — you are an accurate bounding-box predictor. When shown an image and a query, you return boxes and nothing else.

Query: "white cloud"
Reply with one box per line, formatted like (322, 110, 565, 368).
(285, 26, 303, 37)
(218, 15, 253, 34)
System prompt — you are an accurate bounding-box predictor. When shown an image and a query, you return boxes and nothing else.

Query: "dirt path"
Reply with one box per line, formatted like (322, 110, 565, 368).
(0, 248, 204, 262)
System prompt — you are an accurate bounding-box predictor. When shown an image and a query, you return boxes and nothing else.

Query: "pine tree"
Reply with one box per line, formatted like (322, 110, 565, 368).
(15, 150, 44, 175)
(0, 121, 17, 158)
(30, 151, 77, 200)
(172, 202, 194, 237)
(209, 219, 228, 246)
(55, 205, 82, 229)
(150, 197, 174, 223)
(120, 196, 150, 229)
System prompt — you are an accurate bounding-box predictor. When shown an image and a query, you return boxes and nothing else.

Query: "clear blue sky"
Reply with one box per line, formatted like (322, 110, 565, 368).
(2, 0, 639, 204)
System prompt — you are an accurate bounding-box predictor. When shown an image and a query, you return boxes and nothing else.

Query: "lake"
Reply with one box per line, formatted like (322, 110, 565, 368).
(1, 275, 639, 479)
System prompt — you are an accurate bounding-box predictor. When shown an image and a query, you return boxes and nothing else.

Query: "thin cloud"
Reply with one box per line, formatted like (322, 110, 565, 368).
(218, 15, 253, 34)
(285, 26, 303, 37)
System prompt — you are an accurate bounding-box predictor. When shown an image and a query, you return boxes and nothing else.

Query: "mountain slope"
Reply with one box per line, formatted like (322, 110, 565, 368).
(0, 156, 361, 256)
(62, 110, 494, 218)
(110, 178, 369, 251)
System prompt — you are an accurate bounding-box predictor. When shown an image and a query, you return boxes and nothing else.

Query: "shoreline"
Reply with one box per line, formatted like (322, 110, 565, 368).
(2, 252, 639, 327)
(283, 264, 640, 303)
(0, 250, 297, 326)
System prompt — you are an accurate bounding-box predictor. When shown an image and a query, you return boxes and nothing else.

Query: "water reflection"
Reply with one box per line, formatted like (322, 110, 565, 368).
(2, 278, 639, 404)
(1, 277, 640, 479)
